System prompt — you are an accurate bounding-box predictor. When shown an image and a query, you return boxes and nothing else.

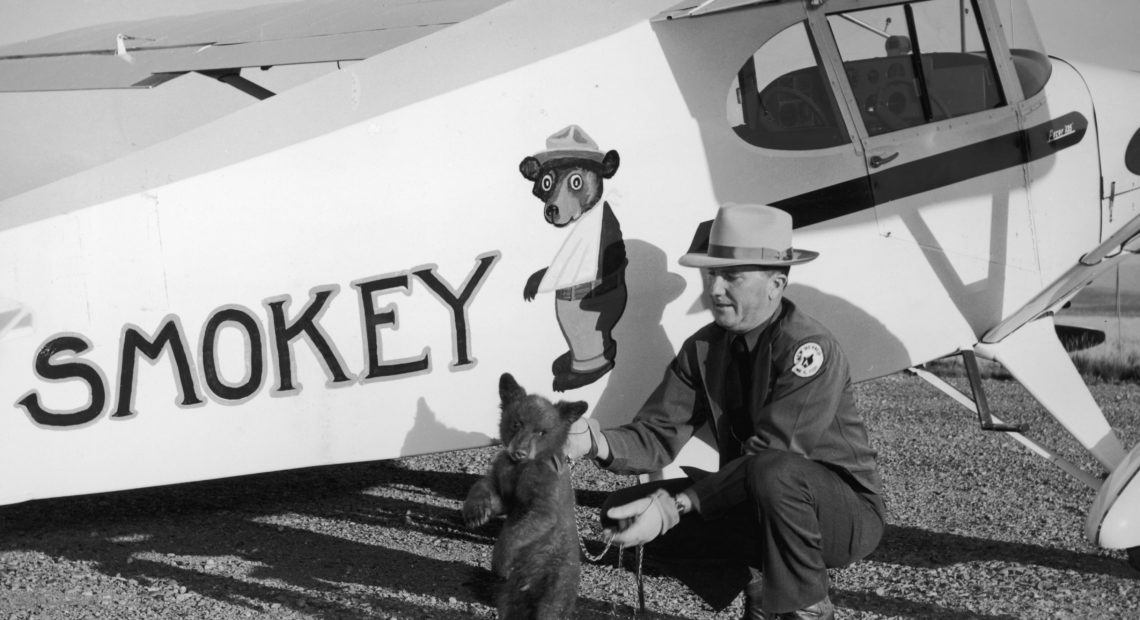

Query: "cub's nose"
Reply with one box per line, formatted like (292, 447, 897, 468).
(544, 204, 559, 223)
(509, 448, 529, 463)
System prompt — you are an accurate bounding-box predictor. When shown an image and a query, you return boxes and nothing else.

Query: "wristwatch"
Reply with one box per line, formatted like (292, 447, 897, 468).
(673, 493, 692, 515)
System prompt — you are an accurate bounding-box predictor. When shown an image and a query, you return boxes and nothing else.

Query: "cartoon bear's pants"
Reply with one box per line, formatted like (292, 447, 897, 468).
(554, 283, 627, 374)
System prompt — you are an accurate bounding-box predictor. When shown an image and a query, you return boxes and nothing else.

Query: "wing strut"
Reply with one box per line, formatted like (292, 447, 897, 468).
(909, 354, 1102, 490)
(911, 351, 1025, 432)
(961, 350, 1024, 432)
(197, 69, 275, 100)
(976, 317, 1126, 471)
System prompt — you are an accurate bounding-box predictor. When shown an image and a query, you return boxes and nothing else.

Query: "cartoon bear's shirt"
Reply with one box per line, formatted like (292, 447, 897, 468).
(538, 197, 610, 293)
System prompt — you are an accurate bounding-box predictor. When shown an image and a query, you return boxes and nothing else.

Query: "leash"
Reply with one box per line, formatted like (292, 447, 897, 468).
(569, 460, 648, 615)
(577, 536, 646, 615)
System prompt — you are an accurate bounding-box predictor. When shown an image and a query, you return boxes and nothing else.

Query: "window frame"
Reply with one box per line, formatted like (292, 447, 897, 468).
(806, 0, 1029, 142)
(728, 20, 854, 151)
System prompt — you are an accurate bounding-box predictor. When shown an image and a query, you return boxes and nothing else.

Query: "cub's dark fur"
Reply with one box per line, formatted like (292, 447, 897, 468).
(463, 373, 587, 619)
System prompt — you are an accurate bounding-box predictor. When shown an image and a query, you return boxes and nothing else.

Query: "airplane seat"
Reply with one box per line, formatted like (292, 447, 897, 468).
(734, 66, 847, 151)
(922, 52, 1002, 119)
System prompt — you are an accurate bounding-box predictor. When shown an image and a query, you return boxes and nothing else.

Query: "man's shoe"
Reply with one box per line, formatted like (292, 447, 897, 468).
(773, 596, 835, 620)
(740, 573, 765, 620)
(741, 598, 765, 620)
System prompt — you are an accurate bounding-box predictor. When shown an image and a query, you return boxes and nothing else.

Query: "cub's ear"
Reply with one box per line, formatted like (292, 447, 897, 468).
(499, 373, 526, 405)
(601, 150, 620, 179)
(519, 156, 542, 181)
(557, 400, 589, 422)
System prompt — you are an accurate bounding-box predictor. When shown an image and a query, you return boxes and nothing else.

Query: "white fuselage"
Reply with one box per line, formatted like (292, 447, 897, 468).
(1, 0, 1137, 509)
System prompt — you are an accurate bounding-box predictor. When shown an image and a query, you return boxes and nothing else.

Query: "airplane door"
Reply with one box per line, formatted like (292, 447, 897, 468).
(809, 0, 1039, 279)
(713, 4, 875, 227)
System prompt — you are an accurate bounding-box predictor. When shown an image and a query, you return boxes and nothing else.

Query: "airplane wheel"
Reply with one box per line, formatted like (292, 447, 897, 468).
(1129, 546, 1140, 573)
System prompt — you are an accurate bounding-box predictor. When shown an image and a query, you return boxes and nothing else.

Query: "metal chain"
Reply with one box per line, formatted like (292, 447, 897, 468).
(568, 460, 649, 614)
(578, 528, 614, 562)
(575, 517, 645, 614)
(571, 457, 617, 563)
(636, 544, 646, 614)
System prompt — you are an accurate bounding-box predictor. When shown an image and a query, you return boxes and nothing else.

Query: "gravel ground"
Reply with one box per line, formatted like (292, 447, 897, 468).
(1, 372, 1139, 619)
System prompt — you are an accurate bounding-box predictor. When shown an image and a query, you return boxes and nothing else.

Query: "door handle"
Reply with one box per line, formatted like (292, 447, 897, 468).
(869, 152, 899, 168)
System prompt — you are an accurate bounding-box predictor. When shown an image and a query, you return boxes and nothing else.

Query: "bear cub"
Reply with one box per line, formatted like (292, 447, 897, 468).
(463, 373, 588, 619)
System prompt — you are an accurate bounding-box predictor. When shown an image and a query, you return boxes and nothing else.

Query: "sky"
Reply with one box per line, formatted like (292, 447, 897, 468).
(1, 0, 1138, 293)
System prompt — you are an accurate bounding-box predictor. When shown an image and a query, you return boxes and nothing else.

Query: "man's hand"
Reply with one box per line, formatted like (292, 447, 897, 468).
(742, 435, 765, 455)
(603, 489, 681, 547)
(564, 417, 606, 460)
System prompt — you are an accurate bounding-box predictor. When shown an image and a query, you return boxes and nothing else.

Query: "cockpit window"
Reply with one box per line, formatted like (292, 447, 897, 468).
(990, 0, 1051, 98)
(728, 22, 849, 151)
(828, 0, 1004, 136)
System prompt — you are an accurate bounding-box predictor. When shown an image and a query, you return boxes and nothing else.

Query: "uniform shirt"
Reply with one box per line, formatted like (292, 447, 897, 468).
(601, 298, 882, 518)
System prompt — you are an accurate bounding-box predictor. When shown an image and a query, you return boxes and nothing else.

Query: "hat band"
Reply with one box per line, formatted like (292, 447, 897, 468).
(707, 244, 793, 261)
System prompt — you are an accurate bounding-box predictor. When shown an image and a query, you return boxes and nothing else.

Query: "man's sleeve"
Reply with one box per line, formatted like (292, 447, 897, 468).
(601, 345, 709, 475)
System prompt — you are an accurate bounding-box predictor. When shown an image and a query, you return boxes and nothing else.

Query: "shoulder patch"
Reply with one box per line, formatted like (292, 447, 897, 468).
(792, 342, 824, 378)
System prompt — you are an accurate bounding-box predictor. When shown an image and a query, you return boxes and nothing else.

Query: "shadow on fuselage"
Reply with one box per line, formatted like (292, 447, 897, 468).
(592, 239, 688, 429)
(786, 284, 911, 384)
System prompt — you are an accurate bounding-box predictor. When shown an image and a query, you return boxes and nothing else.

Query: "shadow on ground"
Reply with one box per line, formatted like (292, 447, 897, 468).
(0, 457, 1133, 618)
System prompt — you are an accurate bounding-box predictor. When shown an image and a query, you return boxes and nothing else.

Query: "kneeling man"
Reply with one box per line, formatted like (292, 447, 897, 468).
(568, 203, 884, 620)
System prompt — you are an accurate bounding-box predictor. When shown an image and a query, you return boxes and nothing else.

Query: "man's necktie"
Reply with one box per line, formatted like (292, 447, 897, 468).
(724, 335, 754, 445)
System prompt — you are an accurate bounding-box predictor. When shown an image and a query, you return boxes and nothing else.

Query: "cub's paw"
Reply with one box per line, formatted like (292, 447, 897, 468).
(462, 487, 500, 528)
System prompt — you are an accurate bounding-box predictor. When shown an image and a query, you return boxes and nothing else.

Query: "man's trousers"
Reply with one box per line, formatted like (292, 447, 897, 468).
(600, 449, 884, 613)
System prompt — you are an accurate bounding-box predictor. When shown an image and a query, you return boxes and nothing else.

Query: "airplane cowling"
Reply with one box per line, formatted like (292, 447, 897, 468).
(1085, 439, 1140, 549)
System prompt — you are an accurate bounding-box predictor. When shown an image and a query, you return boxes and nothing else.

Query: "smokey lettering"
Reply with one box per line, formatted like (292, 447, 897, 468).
(267, 286, 353, 393)
(413, 252, 500, 369)
(16, 335, 107, 427)
(354, 273, 431, 381)
(201, 307, 265, 402)
(14, 251, 501, 428)
(114, 318, 203, 418)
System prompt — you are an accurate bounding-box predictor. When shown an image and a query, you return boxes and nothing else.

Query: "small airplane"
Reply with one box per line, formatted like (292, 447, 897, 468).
(1, 0, 1138, 573)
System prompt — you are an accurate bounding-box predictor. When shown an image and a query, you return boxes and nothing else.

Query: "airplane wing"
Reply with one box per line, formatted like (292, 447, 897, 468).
(982, 210, 1140, 344)
(656, 0, 778, 20)
(0, 0, 508, 92)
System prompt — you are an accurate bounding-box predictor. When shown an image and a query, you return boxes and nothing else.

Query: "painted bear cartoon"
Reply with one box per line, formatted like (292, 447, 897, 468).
(518, 125, 628, 392)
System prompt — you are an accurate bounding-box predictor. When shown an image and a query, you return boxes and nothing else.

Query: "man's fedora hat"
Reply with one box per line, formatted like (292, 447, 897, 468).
(679, 203, 819, 268)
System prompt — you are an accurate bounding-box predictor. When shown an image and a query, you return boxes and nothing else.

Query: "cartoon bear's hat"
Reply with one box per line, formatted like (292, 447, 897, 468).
(533, 125, 605, 165)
